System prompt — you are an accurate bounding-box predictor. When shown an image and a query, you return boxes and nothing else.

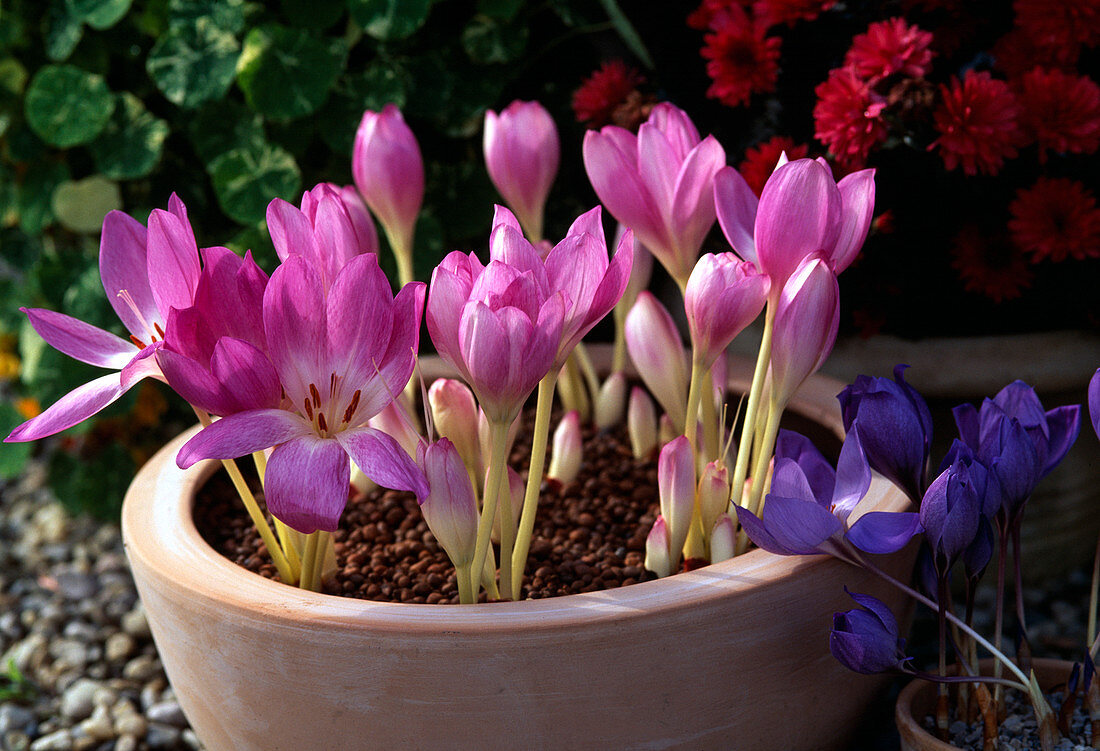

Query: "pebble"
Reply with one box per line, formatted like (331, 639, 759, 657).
(148, 722, 183, 748)
(77, 705, 114, 741)
(104, 632, 134, 662)
(3, 730, 30, 751)
(59, 678, 100, 720)
(28, 728, 72, 751)
(115, 734, 138, 751)
(0, 704, 36, 734)
(147, 700, 188, 727)
(120, 607, 150, 639)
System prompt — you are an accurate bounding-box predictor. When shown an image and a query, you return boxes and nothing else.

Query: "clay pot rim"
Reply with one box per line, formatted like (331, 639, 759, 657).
(894, 657, 1078, 751)
(122, 347, 909, 634)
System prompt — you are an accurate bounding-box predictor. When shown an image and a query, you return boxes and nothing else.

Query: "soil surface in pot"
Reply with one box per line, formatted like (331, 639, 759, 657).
(194, 405, 841, 603)
(924, 684, 1092, 750)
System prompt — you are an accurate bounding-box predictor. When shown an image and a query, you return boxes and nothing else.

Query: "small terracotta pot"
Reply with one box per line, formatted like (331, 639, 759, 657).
(122, 347, 912, 751)
(895, 657, 1077, 751)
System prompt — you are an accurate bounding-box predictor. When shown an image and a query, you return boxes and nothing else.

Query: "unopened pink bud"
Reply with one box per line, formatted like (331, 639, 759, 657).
(709, 515, 736, 563)
(644, 515, 672, 578)
(628, 386, 657, 459)
(697, 461, 730, 535)
(625, 292, 688, 430)
(659, 436, 696, 571)
(770, 256, 839, 405)
(547, 410, 583, 485)
(483, 100, 559, 242)
(419, 439, 479, 568)
(429, 378, 481, 477)
(595, 372, 627, 429)
(684, 253, 768, 370)
(352, 105, 424, 256)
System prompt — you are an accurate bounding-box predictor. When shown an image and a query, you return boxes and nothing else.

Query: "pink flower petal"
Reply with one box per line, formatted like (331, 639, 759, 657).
(337, 425, 429, 499)
(146, 206, 200, 320)
(176, 408, 311, 468)
(714, 166, 759, 266)
(21, 308, 134, 369)
(326, 254, 395, 388)
(832, 168, 876, 274)
(265, 434, 350, 533)
(267, 197, 318, 266)
(263, 256, 328, 409)
(98, 210, 156, 337)
(5, 373, 127, 442)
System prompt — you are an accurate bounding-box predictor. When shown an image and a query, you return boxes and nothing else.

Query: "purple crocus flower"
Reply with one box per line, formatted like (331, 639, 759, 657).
(920, 442, 989, 574)
(736, 427, 922, 557)
(830, 589, 910, 675)
(6, 196, 200, 442)
(176, 254, 428, 534)
(1089, 368, 1100, 441)
(838, 364, 933, 505)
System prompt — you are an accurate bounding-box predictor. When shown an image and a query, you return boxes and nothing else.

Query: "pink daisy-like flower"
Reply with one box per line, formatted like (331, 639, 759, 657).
(753, 0, 835, 27)
(1015, 68, 1100, 162)
(844, 18, 934, 80)
(950, 224, 1034, 303)
(572, 60, 646, 129)
(701, 6, 782, 108)
(931, 71, 1023, 176)
(738, 136, 809, 196)
(813, 67, 889, 169)
(1009, 178, 1100, 263)
(1014, 0, 1100, 48)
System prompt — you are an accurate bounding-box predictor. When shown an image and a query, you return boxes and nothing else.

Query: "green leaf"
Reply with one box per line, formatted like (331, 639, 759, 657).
(280, 0, 346, 30)
(210, 141, 301, 225)
(45, 0, 84, 62)
(146, 19, 240, 109)
(188, 99, 265, 165)
(316, 61, 408, 154)
(0, 58, 28, 139)
(67, 0, 133, 29)
(24, 64, 114, 147)
(349, 0, 432, 41)
(236, 25, 347, 121)
(462, 15, 527, 65)
(17, 161, 70, 235)
(0, 403, 32, 480)
(167, 0, 245, 35)
(51, 176, 122, 234)
(476, 0, 523, 22)
(89, 93, 169, 179)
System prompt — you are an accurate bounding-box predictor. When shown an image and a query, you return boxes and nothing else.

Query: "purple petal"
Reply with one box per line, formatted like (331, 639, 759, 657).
(98, 210, 156, 336)
(267, 197, 318, 265)
(336, 426, 429, 498)
(354, 281, 425, 421)
(733, 504, 793, 556)
(157, 347, 240, 416)
(263, 256, 328, 409)
(769, 459, 819, 506)
(1089, 368, 1100, 441)
(119, 345, 163, 390)
(846, 511, 922, 554)
(21, 308, 134, 369)
(1039, 405, 1081, 479)
(5, 373, 127, 442)
(761, 493, 843, 554)
(209, 338, 282, 413)
(669, 135, 724, 274)
(146, 207, 200, 320)
(326, 254, 395, 387)
(176, 409, 310, 468)
(952, 402, 980, 451)
(265, 435, 350, 534)
(831, 426, 871, 520)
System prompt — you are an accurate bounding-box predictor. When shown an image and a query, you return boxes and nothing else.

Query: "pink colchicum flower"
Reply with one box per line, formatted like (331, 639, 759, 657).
(624, 292, 689, 430)
(483, 101, 560, 242)
(684, 252, 770, 369)
(176, 254, 429, 534)
(417, 439, 479, 568)
(769, 256, 840, 406)
(658, 435, 696, 573)
(583, 102, 726, 287)
(428, 378, 482, 478)
(157, 246, 280, 418)
(352, 105, 424, 258)
(7, 196, 200, 442)
(714, 158, 875, 294)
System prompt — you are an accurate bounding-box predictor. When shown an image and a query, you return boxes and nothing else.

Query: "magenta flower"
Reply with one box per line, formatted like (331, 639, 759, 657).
(714, 158, 875, 291)
(7, 196, 200, 442)
(484, 101, 560, 241)
(417, 438, 479, 568)
(352, 105, 424, 266)
(157, 246, 280, 417)
(684, 252, 769, 369)
(583, 102, 725, 287)
(177, 254, 428, 534)
(770, 256, 839, 406)
(624, 291, 689, 430)
(658, 435, 696, 572)
(426, 217, 566, 424)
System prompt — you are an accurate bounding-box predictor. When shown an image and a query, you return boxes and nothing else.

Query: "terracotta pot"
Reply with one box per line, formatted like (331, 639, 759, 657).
(122, 346, 912, 751)
(895, 658, 1077, 751)
(823, 330, 1100, 584)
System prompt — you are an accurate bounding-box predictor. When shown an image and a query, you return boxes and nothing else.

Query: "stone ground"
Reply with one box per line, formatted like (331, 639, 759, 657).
(0, 454, 1092, 751)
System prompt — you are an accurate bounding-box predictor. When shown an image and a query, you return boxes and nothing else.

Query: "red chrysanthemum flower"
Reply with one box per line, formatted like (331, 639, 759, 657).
(752, 0, 835, 27)
(688, 0, 734, 30)
(813, 67, 889, 169)
(992, 28, 1079, 79)
(931, 71, 1023, 176)
(843, 18, 934, 81)
(1009, 178, 1100, 263)
(950, 224, 1034, 303)
(572, 60, 646, 128)
(1015, 68, 1100, 163)
(738, 136, 809, 196)
(701, 6, 782, 108)
(1014, 0, 1100, 49)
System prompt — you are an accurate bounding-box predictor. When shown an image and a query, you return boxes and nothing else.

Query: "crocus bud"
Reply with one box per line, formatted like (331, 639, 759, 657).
(645, 515, 672, 578)
(770, 256, 839, 406)
(429, 378, 481, 478)
(419, 439, 479, 568)
(710, 514, 736, 563)
(352, 105, 424, 264)
(920, 445, 984, 574)
(659, 436, 696, 570)
(595, 372, 627, 429)
(628, 386, 658, 458)
(1089, 368, 1100, 441)
(369, 399, 422, 458)
(491, 465, 525, 545)
(625, 292, 688, 430)
(830, 590, 909, 675)
(547, 410, 583, 485)
(697, 461, 730, 536)
(483, 100, 559, 242)
(684, 253, 769, 370)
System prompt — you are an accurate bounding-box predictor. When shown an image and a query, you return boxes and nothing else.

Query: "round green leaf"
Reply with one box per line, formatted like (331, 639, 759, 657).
(89, 93, 169, 179)
(477, 0, 523, 21)
(146, 20, 240, 109)
(210, 142, 301, 225)
(17, 161, 70, 235)
(0, 58, 28, 139)
(167, 0, 245, 35)
(46, 0, 84, 62)
(51, 176, 122, 234)
(316, 62, 408, 153)
(188, 99, 265, 165)
(67, 0, 133, 29)
(236, 25, 347, 121)
(349, 0, 432, 41)
(280, 0, 346, 30)
(25, 65, 113, 147)
(462, 15, 527, 64)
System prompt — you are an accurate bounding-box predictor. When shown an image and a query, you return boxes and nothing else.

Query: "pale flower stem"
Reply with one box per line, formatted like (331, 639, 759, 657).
(700, 362, 720, 463)
(192, 408, 296, 585)
(683, 357, 705, 453)
(612, 307, 627, 374)
(746, 396, 783, 517)
(511, 373, 558, 597)
(252, 451, 302, 581)
(386, 226, 415, 289)
(573, 343, 601, 411)
(471, 420, 511, 600)
(730, 304, 775, 511)
(312, 531, 330, 591)
(456, 564, 475, 605)
(300, 532, 319, 592)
